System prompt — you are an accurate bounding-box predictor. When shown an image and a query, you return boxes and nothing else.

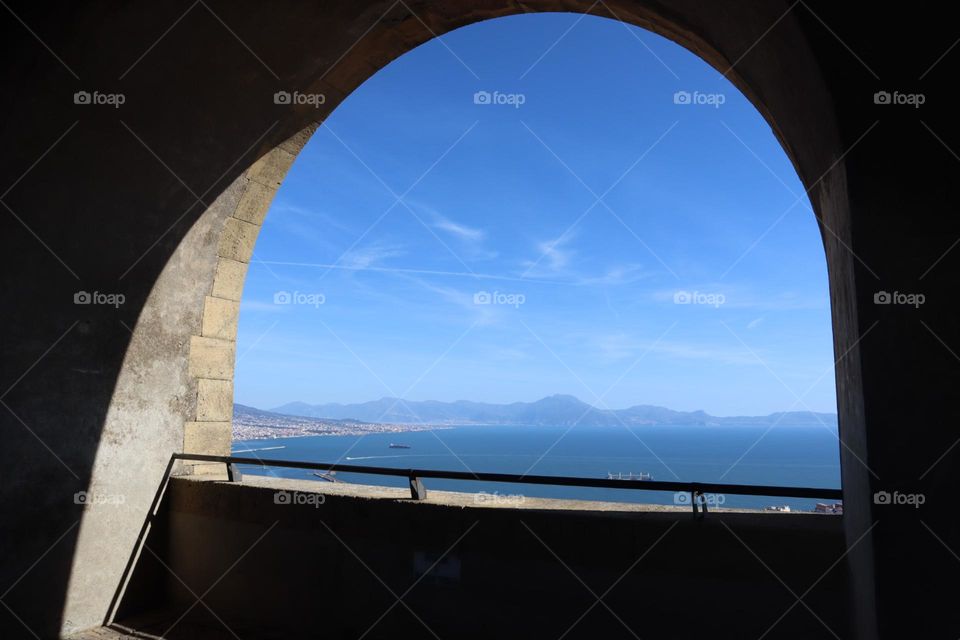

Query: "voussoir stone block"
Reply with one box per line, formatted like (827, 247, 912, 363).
(234, 180, 277, 226)
(183, 421, 232, 455)
(188, 335, 235, 380)
(277, 121, 321, 155)
(211, 258, 250, 301)
(217, 217, 260, 263)
(201, 296, 240, 341)
(196, 378, 233, 422)
(247, 148, 296, 187)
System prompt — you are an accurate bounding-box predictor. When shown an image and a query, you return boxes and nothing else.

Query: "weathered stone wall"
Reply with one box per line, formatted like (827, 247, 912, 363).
(1, 1, 958, 638)
(182, 125, 317, 474)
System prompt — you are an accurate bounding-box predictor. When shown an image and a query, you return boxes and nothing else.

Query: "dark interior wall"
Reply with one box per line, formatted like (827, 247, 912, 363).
(1, 1, 957, 638)
(121, 478, 852, 640)
(790, 7, 960, 637)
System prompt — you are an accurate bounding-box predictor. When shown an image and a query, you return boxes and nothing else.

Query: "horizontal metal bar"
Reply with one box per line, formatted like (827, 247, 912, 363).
(174, 453, 842, 500)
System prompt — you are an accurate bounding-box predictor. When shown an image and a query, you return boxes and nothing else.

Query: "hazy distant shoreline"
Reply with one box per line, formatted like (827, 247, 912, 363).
(233, 423, 453, 441)
(232, 404, 454, 441)
(244, 394, 838, 431)
(232, 398, 837, 442)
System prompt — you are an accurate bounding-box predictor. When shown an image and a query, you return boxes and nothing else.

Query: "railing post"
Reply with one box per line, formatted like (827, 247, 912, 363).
(226, 463, 242, 482)
(409, 474, 427, 500)
(692, 489, 707, 520)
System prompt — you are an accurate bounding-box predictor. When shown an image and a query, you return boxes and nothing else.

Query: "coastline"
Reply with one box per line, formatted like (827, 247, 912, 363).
(232, 420, 452, 441)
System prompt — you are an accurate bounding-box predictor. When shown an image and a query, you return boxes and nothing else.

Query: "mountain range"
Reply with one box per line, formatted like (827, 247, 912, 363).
(266, 394, 837, 427)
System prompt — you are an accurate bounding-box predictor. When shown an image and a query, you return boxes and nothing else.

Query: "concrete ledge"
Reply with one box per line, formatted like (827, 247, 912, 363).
(228, 474, 830, 518)
(185, 462, 229, 478)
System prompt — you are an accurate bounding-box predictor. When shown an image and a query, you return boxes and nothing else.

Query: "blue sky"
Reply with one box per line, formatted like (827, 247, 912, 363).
(235, 13, 837, 416)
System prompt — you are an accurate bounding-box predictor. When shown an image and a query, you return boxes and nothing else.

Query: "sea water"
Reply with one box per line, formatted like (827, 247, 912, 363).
(233, 423, 842, 511)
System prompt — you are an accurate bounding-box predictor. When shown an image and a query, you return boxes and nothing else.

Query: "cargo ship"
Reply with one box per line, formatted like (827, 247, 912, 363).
(606, 471, 653, 481)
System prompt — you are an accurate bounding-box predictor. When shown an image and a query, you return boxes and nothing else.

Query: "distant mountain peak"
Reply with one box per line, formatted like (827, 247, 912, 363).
(265, 395, 837, 428)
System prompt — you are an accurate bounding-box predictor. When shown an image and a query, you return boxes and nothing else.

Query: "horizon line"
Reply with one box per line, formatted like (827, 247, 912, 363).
(235, 395, 839, 419)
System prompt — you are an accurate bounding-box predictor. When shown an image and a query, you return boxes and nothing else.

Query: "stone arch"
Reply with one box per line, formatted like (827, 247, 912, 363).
(179, 2, 849, 470)
(10, 2, 868, 635)
(181, 124, 318, 473)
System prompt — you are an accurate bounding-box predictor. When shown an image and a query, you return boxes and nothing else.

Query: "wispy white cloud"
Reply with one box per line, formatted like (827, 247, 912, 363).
(432, 210, 498, 260)
(433, 215, 486, 242)
(576, 264, 650, 286)
(240, 300, 288, 313)
(270, 200, 355, 234)
(341, 243, 406, 269)
(652, 284, 827, 311)
(520, 232, 653, 287)
(538, 233, 574, 270)
(589, 332, 759, 366)
(406, 277, 502, 326)
(651, 341, 760, 366)
(521, 232, 576, 278)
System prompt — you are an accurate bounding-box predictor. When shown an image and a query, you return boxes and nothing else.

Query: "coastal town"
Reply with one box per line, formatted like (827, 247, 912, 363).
(232, 404, 442, 441)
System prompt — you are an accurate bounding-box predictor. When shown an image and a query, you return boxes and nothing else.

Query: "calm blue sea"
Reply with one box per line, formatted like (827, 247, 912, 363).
(233, 424, 842, 511)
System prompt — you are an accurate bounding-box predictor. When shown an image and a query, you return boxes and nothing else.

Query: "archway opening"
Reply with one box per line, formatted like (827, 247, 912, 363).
(231, 13, 840, 512)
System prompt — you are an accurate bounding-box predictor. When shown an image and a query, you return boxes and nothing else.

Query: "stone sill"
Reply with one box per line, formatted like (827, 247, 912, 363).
(184, 472, 838, 518)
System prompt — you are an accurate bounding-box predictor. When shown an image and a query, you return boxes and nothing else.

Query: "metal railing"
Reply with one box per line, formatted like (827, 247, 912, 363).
(103, 451, 843, 626)
(174, 453, 842, 518)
